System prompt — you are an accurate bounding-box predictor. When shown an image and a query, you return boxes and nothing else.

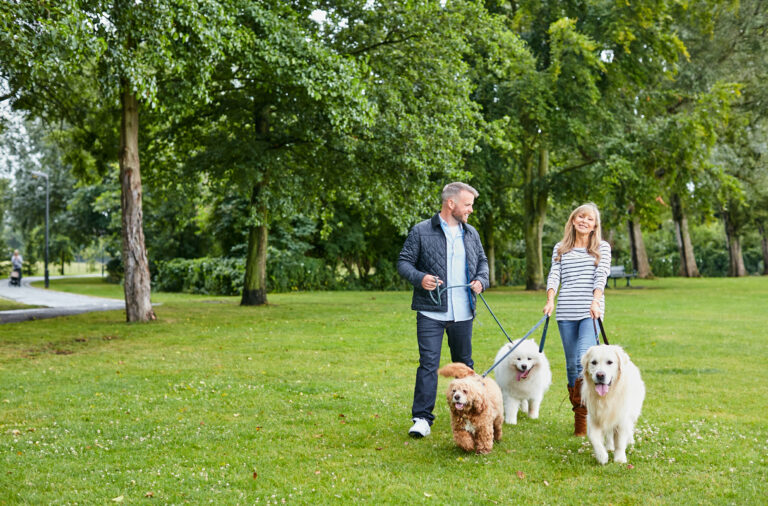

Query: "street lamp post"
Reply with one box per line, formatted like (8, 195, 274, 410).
(30, 170, 50, 289)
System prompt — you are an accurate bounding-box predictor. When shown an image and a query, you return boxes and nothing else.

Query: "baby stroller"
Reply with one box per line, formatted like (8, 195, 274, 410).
(9, 268, 21, 287)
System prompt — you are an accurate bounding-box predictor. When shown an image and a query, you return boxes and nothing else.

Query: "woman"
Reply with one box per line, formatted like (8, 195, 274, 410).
(543, 203, 611, 436)
(11, 249, 23, 283)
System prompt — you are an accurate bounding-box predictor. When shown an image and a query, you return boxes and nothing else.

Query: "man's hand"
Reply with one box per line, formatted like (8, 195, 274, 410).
(421, 275, 443, 291)
(469, 280, 483, 294)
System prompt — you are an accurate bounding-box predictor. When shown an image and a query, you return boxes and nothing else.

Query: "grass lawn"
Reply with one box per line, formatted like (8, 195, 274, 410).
(0, 298, 39, 311)
(1, 276, 767, 503)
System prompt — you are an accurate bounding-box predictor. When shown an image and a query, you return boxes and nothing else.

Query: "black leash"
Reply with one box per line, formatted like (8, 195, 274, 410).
(593, 317, 609, 345)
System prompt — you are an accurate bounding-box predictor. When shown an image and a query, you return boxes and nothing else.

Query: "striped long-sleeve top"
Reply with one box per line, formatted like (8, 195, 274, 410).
(546, 241, 611, 321)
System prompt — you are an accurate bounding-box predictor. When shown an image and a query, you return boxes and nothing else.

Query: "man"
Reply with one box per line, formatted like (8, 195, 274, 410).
(397, 182, 490, 437)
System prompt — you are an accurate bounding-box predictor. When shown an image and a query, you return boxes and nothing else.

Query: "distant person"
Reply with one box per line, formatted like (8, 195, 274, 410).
(542, 203, 611, 436)
(11, 249, 23, 284)
(397, 182, 489, 438)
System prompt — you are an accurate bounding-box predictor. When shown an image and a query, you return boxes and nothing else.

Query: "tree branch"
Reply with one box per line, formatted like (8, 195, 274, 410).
(550, 156, 601, 178)
(347, 30, 420, 55)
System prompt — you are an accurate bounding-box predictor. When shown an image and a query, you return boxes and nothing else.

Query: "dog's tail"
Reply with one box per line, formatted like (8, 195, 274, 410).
(438, 362, 476, 379)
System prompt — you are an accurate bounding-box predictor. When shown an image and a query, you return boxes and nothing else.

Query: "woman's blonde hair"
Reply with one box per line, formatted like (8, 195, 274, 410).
(556, 203, 602, 265)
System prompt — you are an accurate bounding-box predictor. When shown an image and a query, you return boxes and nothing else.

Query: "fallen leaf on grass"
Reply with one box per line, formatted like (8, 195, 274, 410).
(627, 464, 635, 470)
(253, 472, 257, 479)
(144, 491, 154, 498)
(543, 480, 550, 486)
(112, 496, 124, 502)
(516, 471, 525, 479)
(314, 470, 321, 475)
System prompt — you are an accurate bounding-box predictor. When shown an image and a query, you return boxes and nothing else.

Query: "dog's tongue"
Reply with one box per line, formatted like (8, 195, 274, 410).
(595, 384, 610, 397)
(455, 403, 465, 410)
(516, 369, 531, 381)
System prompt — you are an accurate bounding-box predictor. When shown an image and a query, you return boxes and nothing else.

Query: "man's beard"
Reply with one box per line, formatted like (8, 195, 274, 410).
(452, 208, 467, 223)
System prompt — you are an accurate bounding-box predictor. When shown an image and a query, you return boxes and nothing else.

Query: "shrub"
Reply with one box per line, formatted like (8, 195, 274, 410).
(154, 248, 343, 296)
(266, 247, 340, 292)
(154, 257, 244, 295)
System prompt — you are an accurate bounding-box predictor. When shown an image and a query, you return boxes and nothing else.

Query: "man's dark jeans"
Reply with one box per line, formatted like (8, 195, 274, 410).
(412, 313, 474, 425)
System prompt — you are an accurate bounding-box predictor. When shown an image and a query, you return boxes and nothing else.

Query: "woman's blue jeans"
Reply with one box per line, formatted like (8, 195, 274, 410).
(558, 318, 599, 387)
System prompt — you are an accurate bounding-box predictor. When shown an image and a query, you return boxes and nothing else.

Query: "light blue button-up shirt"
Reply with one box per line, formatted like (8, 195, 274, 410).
(419, 216, 472, 322)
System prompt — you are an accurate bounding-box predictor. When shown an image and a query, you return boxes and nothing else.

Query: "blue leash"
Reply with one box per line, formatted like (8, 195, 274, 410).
(480, 315, 549, 378)
(427, 279, 549, 378)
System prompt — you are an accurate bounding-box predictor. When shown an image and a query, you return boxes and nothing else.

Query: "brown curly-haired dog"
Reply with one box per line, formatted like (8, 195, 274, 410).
(438, 362, 504, 454)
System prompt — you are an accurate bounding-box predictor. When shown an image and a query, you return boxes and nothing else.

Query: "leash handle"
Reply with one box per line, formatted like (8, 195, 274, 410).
(593, 317, 609, 345)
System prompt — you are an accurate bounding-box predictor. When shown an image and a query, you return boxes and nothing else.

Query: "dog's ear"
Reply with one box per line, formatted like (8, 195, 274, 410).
(613, 346, 625, 383)
(439, 362, 475, 379)
(580, 347, 592, 372)
(472, 383, 486, 413)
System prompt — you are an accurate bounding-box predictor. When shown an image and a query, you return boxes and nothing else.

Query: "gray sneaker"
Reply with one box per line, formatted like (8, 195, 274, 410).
(408, 417, 431, 438)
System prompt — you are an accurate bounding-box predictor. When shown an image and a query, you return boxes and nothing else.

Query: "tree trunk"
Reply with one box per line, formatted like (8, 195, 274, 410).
(723, 211, 747, 277)
(670, 193, 700, 277)
(119, 88, 156, 322)
(627, 217, 653, 278)
(484, 214, 496, 287)
(758, 222, 768, 275)
(242, 102, 271, 306)
(241, 182, 269, 306)
(523, 147, 548, 290)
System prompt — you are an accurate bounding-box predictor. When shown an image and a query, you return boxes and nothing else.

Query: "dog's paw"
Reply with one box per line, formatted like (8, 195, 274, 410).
(594, 449, 609, 465)
(504, 416, 518, 425)
(613, 450, 627, 463)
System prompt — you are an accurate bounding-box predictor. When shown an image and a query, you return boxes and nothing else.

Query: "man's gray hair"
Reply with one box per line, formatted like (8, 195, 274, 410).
(441, 182, 479, 203)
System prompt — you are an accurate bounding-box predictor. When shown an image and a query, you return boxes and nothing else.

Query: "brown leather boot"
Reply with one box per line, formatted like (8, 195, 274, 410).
(568, 378, 587, 437)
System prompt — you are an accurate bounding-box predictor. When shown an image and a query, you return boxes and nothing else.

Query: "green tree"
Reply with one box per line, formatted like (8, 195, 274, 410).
(154, 1, 483, 305)
(1, 1, 234, 320)
(483, 0, 688, 289)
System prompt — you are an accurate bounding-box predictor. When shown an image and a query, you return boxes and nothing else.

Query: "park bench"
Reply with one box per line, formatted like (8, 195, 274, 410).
(607, 265, 636, 288)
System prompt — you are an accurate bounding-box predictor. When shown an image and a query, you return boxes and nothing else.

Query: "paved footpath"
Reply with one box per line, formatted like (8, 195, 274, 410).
(0, 274, 125, 324)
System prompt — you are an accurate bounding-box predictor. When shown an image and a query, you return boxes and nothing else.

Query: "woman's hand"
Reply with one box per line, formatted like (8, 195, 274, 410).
(589, 299, 601, 319)
(543, 300, 554, 316)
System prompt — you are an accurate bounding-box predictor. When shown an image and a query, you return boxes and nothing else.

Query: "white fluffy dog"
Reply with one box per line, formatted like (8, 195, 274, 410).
(494, 339, 552, 425)
(581, 345, 646, 465)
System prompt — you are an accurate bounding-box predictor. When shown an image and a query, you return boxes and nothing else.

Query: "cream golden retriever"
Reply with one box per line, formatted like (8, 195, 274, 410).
(438, 363, 504, 454)
(494, 339, 552, 425)
(581, 345, 645, 465)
